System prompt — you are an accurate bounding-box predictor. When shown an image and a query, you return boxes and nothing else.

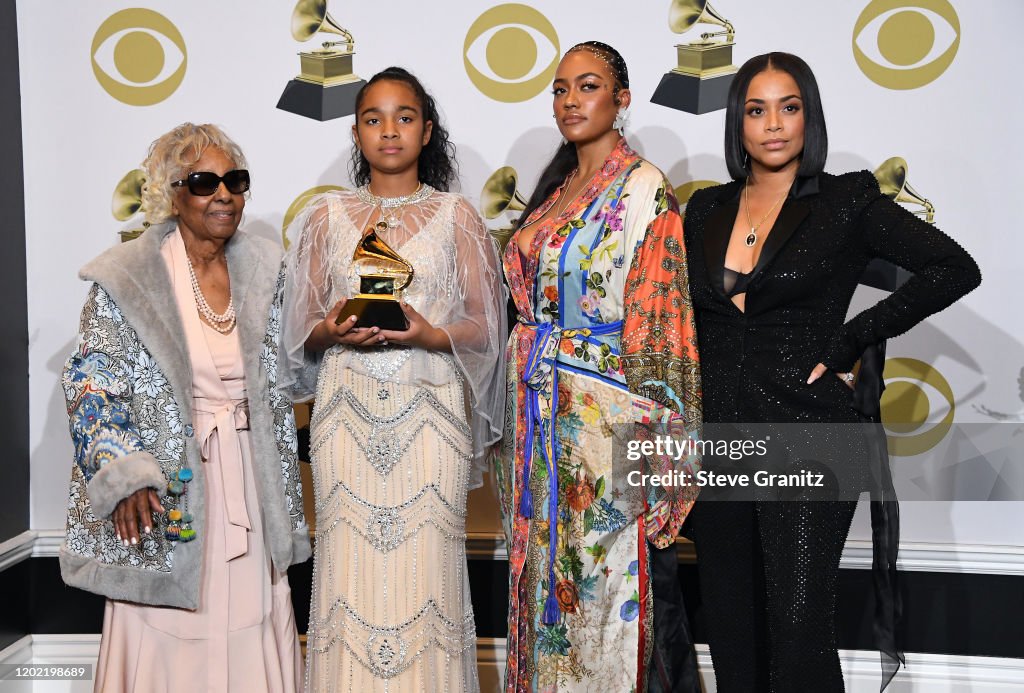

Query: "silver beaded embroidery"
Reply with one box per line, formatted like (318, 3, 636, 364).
(303, 192, 482, 692)
(366, 508, 405, 552)
(367, 633, 407, 678)
(367, 427, 401, 476)
(357, 347, 412, 382)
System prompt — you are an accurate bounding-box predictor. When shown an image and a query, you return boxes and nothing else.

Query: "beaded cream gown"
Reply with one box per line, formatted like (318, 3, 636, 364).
(282, 188, 504, 693)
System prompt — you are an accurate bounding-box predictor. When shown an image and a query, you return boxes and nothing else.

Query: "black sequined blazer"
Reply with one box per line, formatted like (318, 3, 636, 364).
(683, 171, 981, 425)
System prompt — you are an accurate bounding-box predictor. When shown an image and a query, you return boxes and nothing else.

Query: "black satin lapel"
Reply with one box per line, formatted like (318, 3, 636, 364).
(702, 201, 738, 298)
(749, 198, 810, 279)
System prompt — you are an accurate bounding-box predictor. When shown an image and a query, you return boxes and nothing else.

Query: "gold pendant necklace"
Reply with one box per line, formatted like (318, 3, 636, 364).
(743, 177, 788, 247)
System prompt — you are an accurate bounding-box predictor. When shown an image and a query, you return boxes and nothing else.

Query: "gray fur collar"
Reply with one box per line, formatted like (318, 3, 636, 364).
(78, 222, 282, 406)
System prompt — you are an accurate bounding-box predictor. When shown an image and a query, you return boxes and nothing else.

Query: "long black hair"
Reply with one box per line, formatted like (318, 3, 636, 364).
(724, 52, 828, 180)
(349, 66, 458, 192)
(515, 42, 629, 230)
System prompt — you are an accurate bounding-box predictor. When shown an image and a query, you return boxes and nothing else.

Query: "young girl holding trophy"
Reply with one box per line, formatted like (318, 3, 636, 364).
(280, 67, 505, 691)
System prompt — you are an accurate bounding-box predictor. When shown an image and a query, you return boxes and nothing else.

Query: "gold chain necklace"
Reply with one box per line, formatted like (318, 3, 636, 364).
(743, 177, 788, 247)
(517, 169, 589, 231)
(558, 168, 594, 217)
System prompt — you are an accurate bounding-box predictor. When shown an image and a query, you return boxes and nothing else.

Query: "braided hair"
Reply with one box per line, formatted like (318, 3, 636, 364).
(566, 40, 629, 89)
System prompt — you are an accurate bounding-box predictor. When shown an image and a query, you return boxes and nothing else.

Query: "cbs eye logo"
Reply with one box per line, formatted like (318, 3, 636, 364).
(881, 357, 955, 456)
(464, 4, 559, 103)
(91, 9, 187, 106)
(853, 0, 960, 90)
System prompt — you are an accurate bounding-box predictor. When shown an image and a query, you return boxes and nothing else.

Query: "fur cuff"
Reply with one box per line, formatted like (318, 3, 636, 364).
(292, 527, 312, 566)
(87, 451, 166, 518)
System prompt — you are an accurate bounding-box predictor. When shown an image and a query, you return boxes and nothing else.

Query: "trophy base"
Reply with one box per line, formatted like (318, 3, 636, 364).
(336, 296, 410, 331)
(650, 70, 735, 115)
(276, 77, 367, 121)
(673, 41, 736, 75)
(297, 50, 358, 86)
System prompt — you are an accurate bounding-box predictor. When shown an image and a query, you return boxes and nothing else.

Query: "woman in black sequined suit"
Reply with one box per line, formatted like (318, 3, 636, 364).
(682, 53, 980, 692)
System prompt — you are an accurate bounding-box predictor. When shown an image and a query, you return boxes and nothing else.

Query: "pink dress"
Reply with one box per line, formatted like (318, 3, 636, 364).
(93, 230, 303, 692)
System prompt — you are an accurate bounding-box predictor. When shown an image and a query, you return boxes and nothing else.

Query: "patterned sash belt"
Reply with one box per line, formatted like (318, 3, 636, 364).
(193, 396, 251, 561)
(519, 319, 623, 624)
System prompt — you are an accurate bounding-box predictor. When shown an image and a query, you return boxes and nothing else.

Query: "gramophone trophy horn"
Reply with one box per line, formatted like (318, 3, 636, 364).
(481, 167, 528, 220)
(291, 0, 354, 46)
(480, 166, 531, 251)
(334, 229, 414, 330)
(353, 229, 415, 292)
(276, 0, 367, 121)
(112, 169, 145, 221)
(874, 157, 936, 224)
(669, 0, 735, 42)
(651, 0, 738, 115)
(111, 169, 149, 243)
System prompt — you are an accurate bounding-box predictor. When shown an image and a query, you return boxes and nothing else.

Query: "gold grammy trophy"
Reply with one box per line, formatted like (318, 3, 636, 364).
(276, 0, 367, 121)
(335, 228, 415, 330)
(874, 157, 936, 224)
(112, 169, 149, 243)
(651, 0, 738, 114)
(480, 166, 529, 251)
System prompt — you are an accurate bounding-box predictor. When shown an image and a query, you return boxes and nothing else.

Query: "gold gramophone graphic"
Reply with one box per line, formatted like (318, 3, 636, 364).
(651, 0, 738, 114)
(276, 0, 367, 121)
(112, 169, 149, 242)
(874, 157, 936, 224)
(480, 166, 529, 251)
(335, 229, 414, 330)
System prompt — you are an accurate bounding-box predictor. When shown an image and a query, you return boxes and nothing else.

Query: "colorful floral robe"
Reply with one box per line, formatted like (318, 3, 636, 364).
(497, 139, 702, 692)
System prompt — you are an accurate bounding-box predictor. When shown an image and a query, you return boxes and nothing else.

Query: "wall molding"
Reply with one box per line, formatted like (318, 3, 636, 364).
(0, 530, 35, 571)
(0, 635, 32, 664)
(7, 635, 1020, 692)
(29, 530, 62, 559)
(14, 529, 1024, 576)
(841, 539, 1024, 575)
(468, 531, 1024, 576)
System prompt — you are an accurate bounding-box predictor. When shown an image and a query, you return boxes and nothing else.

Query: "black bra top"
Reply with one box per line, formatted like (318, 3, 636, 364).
(723, 267, 754, 297)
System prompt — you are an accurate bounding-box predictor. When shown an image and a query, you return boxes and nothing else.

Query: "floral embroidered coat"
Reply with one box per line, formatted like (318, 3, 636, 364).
(59, 224, 310, 608)
(497, 140, 702, 692)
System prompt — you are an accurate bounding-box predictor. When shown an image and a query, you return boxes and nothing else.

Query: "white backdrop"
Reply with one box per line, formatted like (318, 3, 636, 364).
(17, 0, 1022, 550)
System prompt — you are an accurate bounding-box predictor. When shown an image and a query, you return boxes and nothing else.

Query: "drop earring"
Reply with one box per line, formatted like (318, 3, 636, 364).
(613, 107, 630, 136)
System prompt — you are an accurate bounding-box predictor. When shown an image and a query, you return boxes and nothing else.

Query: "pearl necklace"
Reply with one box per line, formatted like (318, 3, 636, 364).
(185, 253, 236, 333)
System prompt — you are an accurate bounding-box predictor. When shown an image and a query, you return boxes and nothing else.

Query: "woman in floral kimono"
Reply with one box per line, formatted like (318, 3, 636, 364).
(497, 42, 702, 692)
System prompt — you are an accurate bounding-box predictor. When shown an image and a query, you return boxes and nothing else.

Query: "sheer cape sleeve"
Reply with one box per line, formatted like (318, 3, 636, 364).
(279, 194, 337, 401)
(278, 191, 505, 490)
(438, 198, 507, 489)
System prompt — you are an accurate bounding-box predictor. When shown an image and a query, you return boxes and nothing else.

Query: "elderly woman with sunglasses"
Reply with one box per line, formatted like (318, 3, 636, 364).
(60, 123, 310, 692)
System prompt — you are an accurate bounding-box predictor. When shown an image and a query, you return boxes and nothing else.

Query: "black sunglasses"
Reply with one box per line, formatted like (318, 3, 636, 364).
(171, 169, 250, 196)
